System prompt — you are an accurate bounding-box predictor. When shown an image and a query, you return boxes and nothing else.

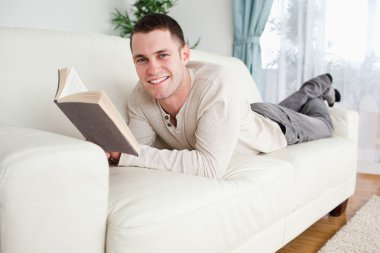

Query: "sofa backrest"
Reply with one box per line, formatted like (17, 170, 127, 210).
(0, 27, 262, 139)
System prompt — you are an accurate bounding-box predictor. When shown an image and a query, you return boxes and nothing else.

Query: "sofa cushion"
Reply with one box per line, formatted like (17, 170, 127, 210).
(107, 155, 294, 253)
(264, 136, 357, 209)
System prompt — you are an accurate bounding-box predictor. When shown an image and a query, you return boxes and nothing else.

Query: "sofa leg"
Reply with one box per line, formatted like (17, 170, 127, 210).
(329, 199, 349, 217)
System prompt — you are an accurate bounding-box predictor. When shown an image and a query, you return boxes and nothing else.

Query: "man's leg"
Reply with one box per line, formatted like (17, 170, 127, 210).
(289, 97, 333, 143)
(298, 97, 333, 132)
(278, 73, 333, 112)
(250, 73, 336, 145)
(251, 99, 332, 145)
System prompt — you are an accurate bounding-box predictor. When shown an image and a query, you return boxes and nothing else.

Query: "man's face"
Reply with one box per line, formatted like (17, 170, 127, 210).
(131, 29, 190, 101)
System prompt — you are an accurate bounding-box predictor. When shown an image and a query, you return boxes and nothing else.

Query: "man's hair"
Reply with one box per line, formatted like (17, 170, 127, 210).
(130, 13, 185, 49)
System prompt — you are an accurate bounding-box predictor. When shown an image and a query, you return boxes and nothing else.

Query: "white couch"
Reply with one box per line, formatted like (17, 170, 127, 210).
(0, 27, 359, 253)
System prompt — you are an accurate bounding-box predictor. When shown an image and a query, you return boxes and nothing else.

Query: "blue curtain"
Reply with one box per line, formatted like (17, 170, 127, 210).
(233, 0, 274, 94)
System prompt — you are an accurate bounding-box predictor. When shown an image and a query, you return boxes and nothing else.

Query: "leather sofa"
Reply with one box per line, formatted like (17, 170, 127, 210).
(0, 27, 359, 253)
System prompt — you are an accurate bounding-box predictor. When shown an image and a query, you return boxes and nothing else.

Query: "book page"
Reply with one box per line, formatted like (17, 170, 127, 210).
(59, 67, 88, 98)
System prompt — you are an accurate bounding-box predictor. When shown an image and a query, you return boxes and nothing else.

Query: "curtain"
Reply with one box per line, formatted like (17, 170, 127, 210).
(261, 0, 380, 173)
(233, 0, 274, 94)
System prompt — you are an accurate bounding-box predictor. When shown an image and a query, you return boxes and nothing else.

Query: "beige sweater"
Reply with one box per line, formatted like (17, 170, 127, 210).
(119, 62, 286, 178)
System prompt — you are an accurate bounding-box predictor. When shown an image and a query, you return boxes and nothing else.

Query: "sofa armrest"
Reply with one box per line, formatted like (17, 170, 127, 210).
(329, 107, 359, 142)
(0, 126, 108, 253)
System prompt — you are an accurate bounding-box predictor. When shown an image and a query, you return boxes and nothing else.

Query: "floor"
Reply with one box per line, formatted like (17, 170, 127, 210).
(277, 172, 380, 253)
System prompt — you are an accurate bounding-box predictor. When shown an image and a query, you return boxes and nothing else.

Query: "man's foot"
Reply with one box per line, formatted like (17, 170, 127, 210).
(324, 88, 341, 107)
(319, 73, 341, 107)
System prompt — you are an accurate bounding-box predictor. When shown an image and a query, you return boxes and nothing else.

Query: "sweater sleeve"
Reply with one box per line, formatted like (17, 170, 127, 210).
(126, 89, 156, 146)
(119, 72, 242, 179)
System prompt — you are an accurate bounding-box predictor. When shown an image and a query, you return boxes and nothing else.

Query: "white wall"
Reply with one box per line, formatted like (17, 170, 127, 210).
(170, 0, 233, 56)
(0, 0, 233, 56)
(0, 0, 119, 35)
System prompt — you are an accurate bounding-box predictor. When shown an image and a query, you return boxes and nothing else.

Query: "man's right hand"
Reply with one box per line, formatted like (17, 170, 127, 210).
(106, 152, 121, 166)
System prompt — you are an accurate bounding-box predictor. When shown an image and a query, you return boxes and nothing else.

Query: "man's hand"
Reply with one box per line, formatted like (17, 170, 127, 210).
(106, 152, 121, 166)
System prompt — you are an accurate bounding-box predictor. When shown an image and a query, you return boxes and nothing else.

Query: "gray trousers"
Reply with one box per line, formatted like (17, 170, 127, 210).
(251, 74, 333, 145)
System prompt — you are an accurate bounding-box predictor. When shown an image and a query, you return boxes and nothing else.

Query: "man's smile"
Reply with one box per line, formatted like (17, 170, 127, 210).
(148, 76, 169, 85)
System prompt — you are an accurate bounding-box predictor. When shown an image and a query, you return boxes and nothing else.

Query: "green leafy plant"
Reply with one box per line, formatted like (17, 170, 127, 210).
(112, 0, 200, 48)
(112, 0, 176, 38)
(186, 38, 201, 49)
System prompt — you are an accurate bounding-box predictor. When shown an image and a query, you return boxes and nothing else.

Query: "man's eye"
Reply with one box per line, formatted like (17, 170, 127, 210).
(159, 53, 169, 58)
(136, 58, 147, 64)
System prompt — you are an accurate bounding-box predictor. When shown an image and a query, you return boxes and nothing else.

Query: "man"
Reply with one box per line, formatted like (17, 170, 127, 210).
(107, 13, 340, 178)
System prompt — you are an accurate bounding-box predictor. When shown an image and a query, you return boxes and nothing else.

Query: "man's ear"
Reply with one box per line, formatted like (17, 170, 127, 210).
(181, 44, 190, 64)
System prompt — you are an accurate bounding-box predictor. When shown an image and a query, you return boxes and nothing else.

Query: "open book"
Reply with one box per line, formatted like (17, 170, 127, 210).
(54, 67, 139, 156)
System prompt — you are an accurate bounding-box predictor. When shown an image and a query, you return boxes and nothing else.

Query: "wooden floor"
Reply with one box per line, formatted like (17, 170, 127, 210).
(277, 173, 380, 253)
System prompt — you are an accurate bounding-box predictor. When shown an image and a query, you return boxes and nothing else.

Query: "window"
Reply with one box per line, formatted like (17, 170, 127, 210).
(261, 0, 380, 172)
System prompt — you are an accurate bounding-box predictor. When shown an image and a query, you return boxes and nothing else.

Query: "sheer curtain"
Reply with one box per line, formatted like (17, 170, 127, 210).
(261, 0, 380, 174)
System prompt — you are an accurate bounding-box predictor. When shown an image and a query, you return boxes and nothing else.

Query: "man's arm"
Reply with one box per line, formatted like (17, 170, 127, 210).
(105, 86, 157, 165)
(127, 91, 157, 146)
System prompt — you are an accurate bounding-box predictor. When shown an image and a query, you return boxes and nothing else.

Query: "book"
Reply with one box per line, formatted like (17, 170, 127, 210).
(54, 67, 139, 156)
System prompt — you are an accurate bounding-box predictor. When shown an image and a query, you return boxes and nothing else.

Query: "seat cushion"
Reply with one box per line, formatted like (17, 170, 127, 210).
(264, 136, 357, 209)
(107, 155, 294, 253)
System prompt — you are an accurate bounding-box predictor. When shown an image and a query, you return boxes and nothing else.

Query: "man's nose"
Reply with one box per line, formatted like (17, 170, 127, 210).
(146, 59, 161, 75)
